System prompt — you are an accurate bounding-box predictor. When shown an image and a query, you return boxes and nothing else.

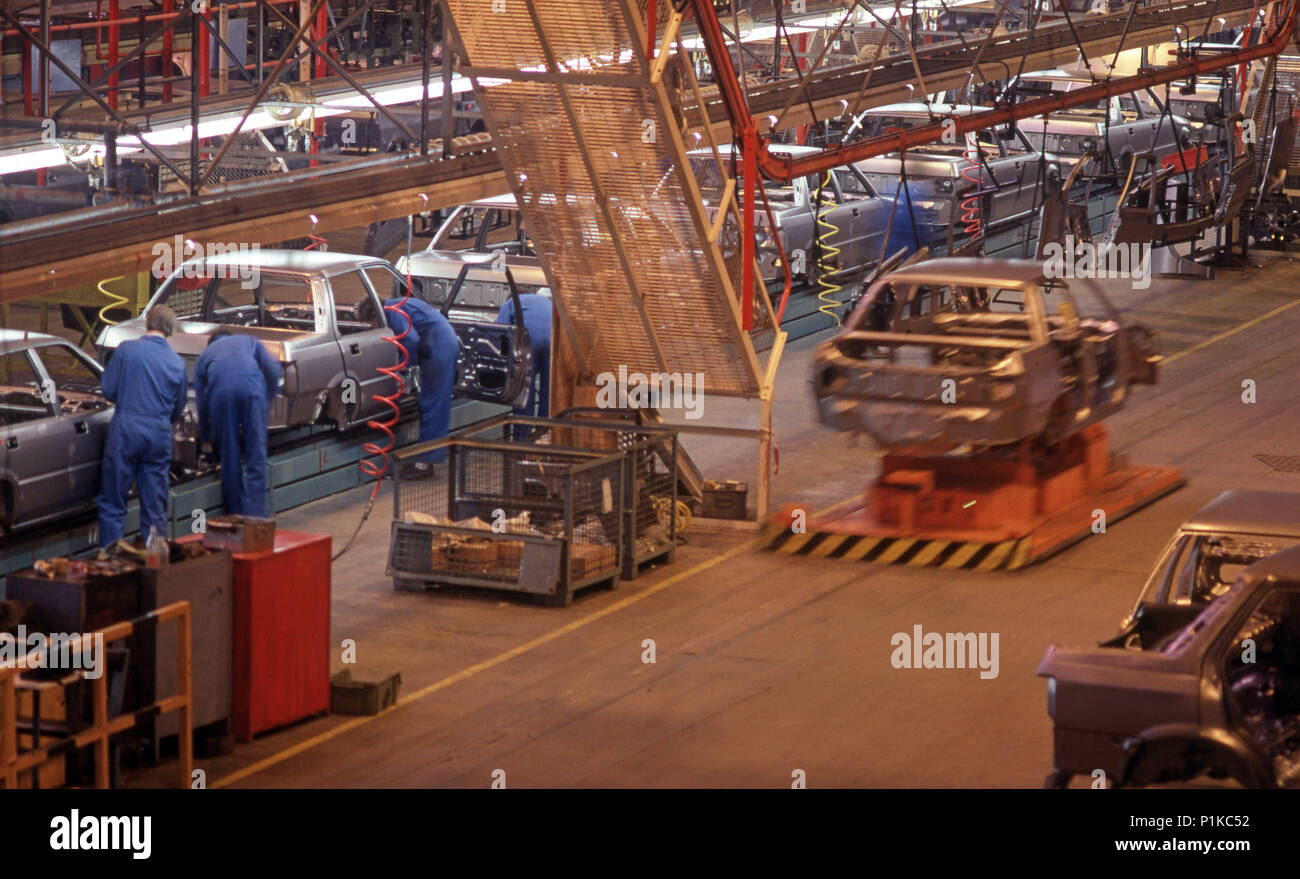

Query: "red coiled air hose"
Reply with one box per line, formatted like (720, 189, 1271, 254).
(959, 138, 984, 237)
(359, 273, 414, 488)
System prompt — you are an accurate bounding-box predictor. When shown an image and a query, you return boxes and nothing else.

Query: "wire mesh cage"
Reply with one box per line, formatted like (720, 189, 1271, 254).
(388, 437, 625, 605)
(459, 413, 680, 580)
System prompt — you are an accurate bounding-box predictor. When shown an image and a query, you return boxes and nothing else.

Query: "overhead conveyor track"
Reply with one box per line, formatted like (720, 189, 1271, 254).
(0, 0, 1289, 301)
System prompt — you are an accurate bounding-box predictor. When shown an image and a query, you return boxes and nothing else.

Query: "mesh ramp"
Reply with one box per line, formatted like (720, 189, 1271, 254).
(444, 0, 775, 397)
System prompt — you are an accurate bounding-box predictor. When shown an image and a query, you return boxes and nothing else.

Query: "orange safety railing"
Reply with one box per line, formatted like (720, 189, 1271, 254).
(0, 600, 193, 790)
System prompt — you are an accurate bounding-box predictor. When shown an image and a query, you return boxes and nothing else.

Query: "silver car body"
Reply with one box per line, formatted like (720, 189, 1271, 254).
(98, 250, 412, 431)
(1007, 70, 1193, 173)
(691, 144, 899, 282)
(0, 331, 112, 532)
(846, 102, 1063, 235)
(396, 194, 549, 315)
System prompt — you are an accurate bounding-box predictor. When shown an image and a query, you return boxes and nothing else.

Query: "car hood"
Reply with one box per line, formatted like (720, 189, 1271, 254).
(397, 250, 549, 288)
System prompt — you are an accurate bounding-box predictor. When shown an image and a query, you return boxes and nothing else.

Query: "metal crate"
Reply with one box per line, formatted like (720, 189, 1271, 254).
(460, 414, 679, 580)
(388, 437, 625, 605)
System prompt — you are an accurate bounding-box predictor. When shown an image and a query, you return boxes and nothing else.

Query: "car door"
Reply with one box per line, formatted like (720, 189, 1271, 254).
(991, 131, 1045, 221)
(439, 264, 533, 405)
(29, 342, 112, 518)
(833, 166, 888, 270)
(332, 266, 402, 424)
(0, 348, 62, 529)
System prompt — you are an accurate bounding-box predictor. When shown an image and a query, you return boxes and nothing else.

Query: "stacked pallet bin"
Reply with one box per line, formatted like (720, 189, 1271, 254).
(387, 414, 678, 605)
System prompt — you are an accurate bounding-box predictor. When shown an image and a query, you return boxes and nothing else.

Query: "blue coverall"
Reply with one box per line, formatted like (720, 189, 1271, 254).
(98, 335, 188, 546)
(386, 297, 460, 463)
(497, 294, 552, 438)
(195, 334, 282, 517)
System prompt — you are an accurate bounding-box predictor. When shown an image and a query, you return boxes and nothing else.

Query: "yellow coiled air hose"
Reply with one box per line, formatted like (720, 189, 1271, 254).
(814, 171, 843, 327)
(96, 276, 130, 327)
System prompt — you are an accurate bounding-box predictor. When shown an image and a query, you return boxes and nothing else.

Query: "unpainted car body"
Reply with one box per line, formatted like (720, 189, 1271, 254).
(0, 331, 111, 532)
(395, 195, 542, 406)
(98, 250, 415, 432)
(1006, 70, 1193, 174)
(812, 258, 1158, 453)
(846, 102, 1063, 238)
(691, 145, 901, 283)
(1040, 527, 1300, 789)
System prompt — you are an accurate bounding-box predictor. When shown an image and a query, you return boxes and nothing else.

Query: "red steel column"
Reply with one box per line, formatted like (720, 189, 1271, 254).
(742, 120, 758, 332)
(109, 0, 121, 109)
(162, 0, 174, 102)
(198, 2, 211, 97)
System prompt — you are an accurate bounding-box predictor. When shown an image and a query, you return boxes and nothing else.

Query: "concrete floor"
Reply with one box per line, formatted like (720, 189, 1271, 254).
(154, 248, 1300, 788)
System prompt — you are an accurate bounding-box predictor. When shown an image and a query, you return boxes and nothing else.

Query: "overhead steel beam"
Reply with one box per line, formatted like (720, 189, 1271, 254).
(0, 151, 504, 302)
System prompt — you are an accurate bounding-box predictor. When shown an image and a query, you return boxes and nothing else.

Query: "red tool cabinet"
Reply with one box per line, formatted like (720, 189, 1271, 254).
(227, 531, 332, 742)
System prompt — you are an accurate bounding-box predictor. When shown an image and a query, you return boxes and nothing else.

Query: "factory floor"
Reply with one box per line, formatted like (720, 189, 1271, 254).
(134, 248, 1300, 788)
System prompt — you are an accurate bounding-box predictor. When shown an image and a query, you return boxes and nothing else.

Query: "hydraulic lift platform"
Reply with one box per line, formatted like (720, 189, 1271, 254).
(764, 425, 1184, 571)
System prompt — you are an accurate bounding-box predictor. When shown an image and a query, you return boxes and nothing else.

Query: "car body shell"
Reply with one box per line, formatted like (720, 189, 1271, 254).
(99, 250, 414, 432)
(811, 257, 1158, 453)
(690, 144, 900, 283)
(0, 330, 112, 532)
(1039, 536, 1300, 788)
(846, 103, 1063, 237)
(1006, 71, 1193, 174)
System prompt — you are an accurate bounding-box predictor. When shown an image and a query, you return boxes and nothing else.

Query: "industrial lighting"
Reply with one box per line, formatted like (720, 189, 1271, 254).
(0, 74, 480, 177)
(0, 146, 66, 175)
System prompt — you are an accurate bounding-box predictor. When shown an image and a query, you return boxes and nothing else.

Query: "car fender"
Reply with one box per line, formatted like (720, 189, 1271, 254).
(1120, 723, 1273, 788)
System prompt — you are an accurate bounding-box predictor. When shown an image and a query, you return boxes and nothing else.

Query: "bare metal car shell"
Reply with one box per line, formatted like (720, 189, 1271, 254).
(1007, 70, 1193, 174)
(812, 258, 1157, 452)
(1039, 540, 1300, 788)
(847, 102, 1063, 233)
(97, 250, 414, 432)
(691, 144, 899, 283)
(0, 330, 112, 532)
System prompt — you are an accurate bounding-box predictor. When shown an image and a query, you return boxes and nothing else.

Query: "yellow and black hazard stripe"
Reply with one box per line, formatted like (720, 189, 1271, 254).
(763, 527, 1033, 571)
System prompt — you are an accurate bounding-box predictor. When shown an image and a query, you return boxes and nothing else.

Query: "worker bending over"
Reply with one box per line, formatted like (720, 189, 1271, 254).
(497, 289, 552, 439)
(195, 330, 283, 516)
(358, 294, 460, 464)
(98, 305, 188, 546)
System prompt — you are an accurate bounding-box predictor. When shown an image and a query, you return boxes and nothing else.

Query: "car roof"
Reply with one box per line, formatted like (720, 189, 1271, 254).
(1182, 490, 1300, 536)
(0, 328, 75, 355)
(857, 102, 992, 117)
(881, 257, 1049, 288)
(1015, 70, 1092, 83)
(466, 193, 520, 210)
(193, 249, 384, 276)
(691, 143, 823, 159)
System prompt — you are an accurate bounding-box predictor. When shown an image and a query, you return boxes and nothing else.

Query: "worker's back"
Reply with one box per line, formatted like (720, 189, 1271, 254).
(104, 334, 187, 423)
(497, 293, 552, 354)
(196, 333, 282, 400)
(387, 297, 459, 362)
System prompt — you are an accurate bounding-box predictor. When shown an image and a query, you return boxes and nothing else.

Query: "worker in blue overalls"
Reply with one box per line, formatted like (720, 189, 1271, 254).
(195, 330, 283, 517)
(358, 294, 460, 464)
(497, 288, 552, 439)
(98, 305, 188, 546)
